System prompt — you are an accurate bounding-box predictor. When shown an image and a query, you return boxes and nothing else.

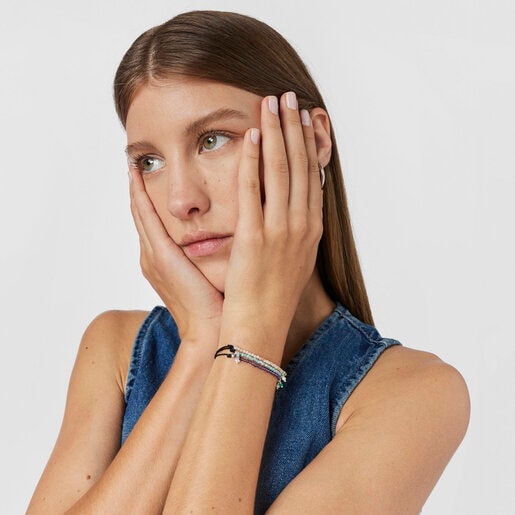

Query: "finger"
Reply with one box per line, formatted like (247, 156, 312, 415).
(129, 168, 174, 255)
(260, 95, 289, 223)
(299, 110, 323, 216)
(279, 92, 309, 214)
(237, 128, 263, 232)
(129, 168, 153, 251)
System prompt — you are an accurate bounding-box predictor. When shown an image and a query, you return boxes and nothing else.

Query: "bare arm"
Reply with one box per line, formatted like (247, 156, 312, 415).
(167, 341, 469, 513)
(27, 309, 219, 514)
(27, 310, 140, 512)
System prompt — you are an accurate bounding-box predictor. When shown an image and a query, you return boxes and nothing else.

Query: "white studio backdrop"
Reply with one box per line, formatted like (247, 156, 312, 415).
(1, 0, 513, 512)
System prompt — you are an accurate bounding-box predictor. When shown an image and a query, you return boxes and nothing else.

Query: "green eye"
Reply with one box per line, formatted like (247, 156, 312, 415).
(203, 135, 217, 150)
(140, 156, 164, 174)
(201, 133, 230, 152)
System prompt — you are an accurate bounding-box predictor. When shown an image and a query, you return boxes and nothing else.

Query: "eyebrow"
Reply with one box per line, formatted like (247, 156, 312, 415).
(184, 107, 249, 136)
(125, 107, 249, 156)
(125, 141, 160, 156)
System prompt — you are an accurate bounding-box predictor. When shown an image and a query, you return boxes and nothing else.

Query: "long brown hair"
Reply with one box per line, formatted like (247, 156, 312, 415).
(114, 10, 374, 325)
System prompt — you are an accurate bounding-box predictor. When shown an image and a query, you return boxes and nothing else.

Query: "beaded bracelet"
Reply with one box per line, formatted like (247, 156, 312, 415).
(214, 345, 287, 390)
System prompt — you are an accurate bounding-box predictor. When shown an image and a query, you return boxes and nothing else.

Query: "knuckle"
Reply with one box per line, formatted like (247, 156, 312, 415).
(270, 159, 289, 175)
(311, 219, 324, 242)
(309, 160, 320, 175)
(287, 113, 301, 126)
(303, 126, 316, 141)
(243, 176, 261, 192)
(140, 259, 150, 278)
(268, 221, 288, 239)
(245, 150, 260, 163)
(139, 248, 154, 272)
(294, 151, 309, 169)
(292, 217, 308, 236)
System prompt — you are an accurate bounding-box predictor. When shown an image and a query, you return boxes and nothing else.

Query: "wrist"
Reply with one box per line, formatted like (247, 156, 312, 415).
(218, 320, 286, 366)
(173, 337, 216, 378)
(176, 317, 221, 345)
(222, 298, 294, 332)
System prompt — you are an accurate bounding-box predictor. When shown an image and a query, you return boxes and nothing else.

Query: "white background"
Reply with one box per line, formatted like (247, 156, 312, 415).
(1, 0, 513, 513)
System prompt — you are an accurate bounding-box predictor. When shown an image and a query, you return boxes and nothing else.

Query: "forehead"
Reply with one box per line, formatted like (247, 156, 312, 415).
(126, 78, 262, 135)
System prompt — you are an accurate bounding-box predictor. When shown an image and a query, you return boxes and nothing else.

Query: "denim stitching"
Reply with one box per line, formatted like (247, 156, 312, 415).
(124, 306, 167, 403)
(283, 304, 345, 379)
(330, 338, 401, 436)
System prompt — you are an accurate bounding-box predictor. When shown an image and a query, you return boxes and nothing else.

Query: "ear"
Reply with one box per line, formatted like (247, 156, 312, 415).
(310, 107, 332, 167)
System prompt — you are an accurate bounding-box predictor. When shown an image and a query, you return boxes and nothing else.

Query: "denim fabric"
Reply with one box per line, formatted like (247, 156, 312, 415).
(121, 304, 401, 513)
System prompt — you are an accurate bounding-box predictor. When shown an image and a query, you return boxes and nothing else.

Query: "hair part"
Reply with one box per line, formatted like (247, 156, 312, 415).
(114, 10, 374, 325)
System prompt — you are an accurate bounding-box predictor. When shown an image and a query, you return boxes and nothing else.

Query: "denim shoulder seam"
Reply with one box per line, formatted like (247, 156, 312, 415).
(341, 309, 384, 345)
(124, 306, 167, 403)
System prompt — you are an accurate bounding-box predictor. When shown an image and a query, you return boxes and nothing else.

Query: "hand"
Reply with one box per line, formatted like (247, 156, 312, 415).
(222, 92, 323, 347)
(129, 169, 223, 341)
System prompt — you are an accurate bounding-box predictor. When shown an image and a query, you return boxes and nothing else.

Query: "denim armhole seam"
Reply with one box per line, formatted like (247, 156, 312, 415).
(124, 306, 166, 403)
(330, 322, 401, 437)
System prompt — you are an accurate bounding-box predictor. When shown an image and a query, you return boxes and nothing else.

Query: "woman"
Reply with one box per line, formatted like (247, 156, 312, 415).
(28, 10, 469, 514)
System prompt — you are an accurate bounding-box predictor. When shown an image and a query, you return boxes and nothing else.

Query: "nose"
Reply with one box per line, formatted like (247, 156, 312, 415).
(166, 163, 210, 220)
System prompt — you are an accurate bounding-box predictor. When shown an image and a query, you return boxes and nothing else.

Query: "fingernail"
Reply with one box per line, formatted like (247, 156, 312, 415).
(128, 169, 132, 183)
(286, 91, 297, 110)
(300, 109, 311, 126)
(250, 128, 260, 144)
(268, 96, 278, 115)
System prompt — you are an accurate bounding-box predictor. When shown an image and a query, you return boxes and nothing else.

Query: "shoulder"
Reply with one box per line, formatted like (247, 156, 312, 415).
(82, 309, 149, 344)
(77, 309, 150, 394)
(339, 345, 470, 427)
(26, 310, 150, 512)
(338, 344, 470, 447)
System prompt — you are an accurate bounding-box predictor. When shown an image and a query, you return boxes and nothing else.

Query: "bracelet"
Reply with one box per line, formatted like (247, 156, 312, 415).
(214, 345, 287, 390)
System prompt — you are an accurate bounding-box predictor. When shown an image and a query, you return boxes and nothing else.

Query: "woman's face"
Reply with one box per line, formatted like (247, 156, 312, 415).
(125, 78, 262, 292)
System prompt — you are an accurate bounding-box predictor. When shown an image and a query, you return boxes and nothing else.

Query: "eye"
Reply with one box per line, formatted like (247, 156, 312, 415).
(129, 155, 165, 174)
(140, 156, 164, 173)
(200, 132, 230, 153)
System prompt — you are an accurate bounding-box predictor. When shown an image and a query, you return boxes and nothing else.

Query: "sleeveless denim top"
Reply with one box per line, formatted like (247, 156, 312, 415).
(121, 304, 400, 513)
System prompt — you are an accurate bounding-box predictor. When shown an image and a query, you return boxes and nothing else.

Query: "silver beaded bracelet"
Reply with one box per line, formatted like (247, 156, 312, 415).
(214, 345, 287, 390)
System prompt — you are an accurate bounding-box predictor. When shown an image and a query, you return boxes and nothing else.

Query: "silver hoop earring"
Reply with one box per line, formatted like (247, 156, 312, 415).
(319, 166, 326, 189)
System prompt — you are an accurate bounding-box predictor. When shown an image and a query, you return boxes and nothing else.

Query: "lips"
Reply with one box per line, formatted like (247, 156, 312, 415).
(180, 231, 232, 258)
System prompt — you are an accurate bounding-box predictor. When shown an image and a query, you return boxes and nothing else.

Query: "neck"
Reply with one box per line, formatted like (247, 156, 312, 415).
(282, 270, 335, 367)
